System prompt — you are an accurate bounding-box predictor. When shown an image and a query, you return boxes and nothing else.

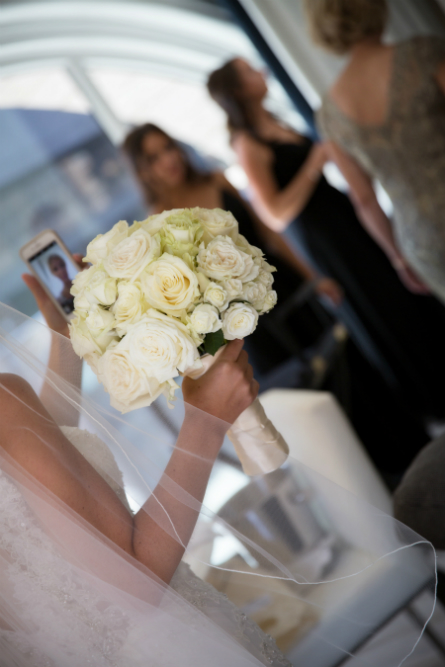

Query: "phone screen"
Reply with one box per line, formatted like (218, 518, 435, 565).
(29, 241, 79, 315)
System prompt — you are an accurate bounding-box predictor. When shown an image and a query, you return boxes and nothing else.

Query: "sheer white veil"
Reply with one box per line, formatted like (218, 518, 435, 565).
(0, 302, 436, 667)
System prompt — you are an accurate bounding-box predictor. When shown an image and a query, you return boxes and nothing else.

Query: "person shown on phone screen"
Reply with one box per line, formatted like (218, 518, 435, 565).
(47, 254, 75, 314)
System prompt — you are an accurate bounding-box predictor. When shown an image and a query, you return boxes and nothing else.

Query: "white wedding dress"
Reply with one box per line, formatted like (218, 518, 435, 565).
(0, 426, 291, 667)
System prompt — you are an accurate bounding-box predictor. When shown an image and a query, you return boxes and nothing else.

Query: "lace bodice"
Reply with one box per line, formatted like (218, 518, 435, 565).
(317, 36, 445, 300)
(318, 36, 445, 301)
(0, 426, 291, 666)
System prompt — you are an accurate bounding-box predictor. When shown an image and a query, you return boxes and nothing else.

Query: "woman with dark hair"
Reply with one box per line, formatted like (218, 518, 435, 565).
(122, 122, 343, 376)
(206, 58, 445, 429)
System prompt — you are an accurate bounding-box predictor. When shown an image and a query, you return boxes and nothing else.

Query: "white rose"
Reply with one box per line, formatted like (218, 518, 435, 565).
(223, 279, 243, 299)
(261, 290, 278, 313)
(242, 281, 268, 310)
(84, 221, 128, 265)
(140, 253, 200, 316)
(72, 266, 116, 308)
(257, 269, 275, 288)
(69, 315, 115, 358)
(104, 228, 161, 281)
(70, 265, 95, 297)
(140, 209, 182, 236)
(97, 345, 167, 412)
(222, 302, 259, 340)
(204, 282, 229, 311)
(85, 305, 116, 337)
(73, 292, 92, 316)
(189, 304, 222, 335)
(119, 309, 200, 383)
(69, 315, 101, 358)
(197, 236, 259, 283)
(236, 234, 264, 258)
(82, 267, 117, 306)
(111, 281, 146, 335)
(162, 210, 203, 245)
(192, 207, 239, 244)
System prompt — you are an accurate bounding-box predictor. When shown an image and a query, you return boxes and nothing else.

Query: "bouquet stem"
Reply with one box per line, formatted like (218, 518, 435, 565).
(228, 397, 289, 476)
(185, 350, 289, 476)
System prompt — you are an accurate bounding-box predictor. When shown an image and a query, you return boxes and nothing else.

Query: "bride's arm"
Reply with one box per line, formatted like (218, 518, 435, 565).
(0, 340, 257, 584)
(132, 340, 257, 582)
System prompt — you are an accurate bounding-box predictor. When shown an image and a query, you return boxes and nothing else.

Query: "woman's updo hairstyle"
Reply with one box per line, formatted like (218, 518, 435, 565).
(303, 0, 388, 55)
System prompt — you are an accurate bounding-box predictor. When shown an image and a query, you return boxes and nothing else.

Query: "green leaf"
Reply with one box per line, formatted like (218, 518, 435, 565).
(203, 329, 226, 356)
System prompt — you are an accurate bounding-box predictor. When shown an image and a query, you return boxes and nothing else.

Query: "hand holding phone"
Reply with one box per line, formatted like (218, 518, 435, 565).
(20, 230, 81, 324)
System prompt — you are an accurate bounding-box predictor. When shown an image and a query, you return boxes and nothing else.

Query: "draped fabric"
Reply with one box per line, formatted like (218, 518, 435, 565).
(0, 303, 436, 666)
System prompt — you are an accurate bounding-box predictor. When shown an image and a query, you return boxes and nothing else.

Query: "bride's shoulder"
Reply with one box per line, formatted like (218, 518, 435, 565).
(0, 373, 36, 404)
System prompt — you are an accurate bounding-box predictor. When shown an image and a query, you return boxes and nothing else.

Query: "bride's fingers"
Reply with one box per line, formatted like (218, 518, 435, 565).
(219, 339, 244, 362)
(245, 364, 254, 384)
(237, 350, 249, 371)
(251, 379, 260, 399)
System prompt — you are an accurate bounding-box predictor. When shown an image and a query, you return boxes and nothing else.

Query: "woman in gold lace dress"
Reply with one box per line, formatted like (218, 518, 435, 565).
(306, 0, 445, 303)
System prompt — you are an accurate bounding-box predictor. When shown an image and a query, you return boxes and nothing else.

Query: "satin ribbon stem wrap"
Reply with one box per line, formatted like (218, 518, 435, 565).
(184, 347, 289, 476)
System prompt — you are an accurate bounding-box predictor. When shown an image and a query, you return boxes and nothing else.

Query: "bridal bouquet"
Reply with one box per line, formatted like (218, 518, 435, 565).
(69, 208, 277, 412)
(69, 207, 287, 475)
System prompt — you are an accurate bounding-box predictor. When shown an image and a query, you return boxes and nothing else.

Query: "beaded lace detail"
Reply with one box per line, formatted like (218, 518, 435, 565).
(171, 563, 292, 666)
(0, 427, 291, 666)
(0, 470, 129, 666)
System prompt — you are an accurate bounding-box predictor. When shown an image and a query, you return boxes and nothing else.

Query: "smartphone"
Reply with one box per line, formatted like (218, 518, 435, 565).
(20, 229, 80, 321)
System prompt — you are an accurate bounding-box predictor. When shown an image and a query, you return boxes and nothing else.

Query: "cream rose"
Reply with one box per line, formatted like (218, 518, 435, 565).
(193, 207, 239, 244)
(261, 290, 278, 313)
(82, 268, 117, 306)
(222, 302, 259, 340)
(257, 269, 275, 288)
(70, 265, 95, 297)
(197, 236, 259, 283)
(97, 345, 167, 412)
(189, 304, 221, 335)
(85, 305, 116, 337)
(242, 281, 268, 310)
(161, 210, 203, 257)
(119, 309, 200, 383)
(111, 281, 146, 335)
(104, 228, 161, 281)
(84, 221, 128, 265)
(71, 265, 116, 308)
(140, 253, 200, 316)
(69, 314, 115, 358)
(140, 209, 182, 236)
(204, 282, 229, 311)
(222, 279, 243, 299)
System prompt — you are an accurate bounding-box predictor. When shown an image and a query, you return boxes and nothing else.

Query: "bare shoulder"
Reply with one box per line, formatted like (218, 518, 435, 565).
(0, 373, 51, 441)
(0, 373, 36, 403)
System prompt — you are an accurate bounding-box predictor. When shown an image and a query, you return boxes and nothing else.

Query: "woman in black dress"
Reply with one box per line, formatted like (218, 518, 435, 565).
(207, 58, 445, 427)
